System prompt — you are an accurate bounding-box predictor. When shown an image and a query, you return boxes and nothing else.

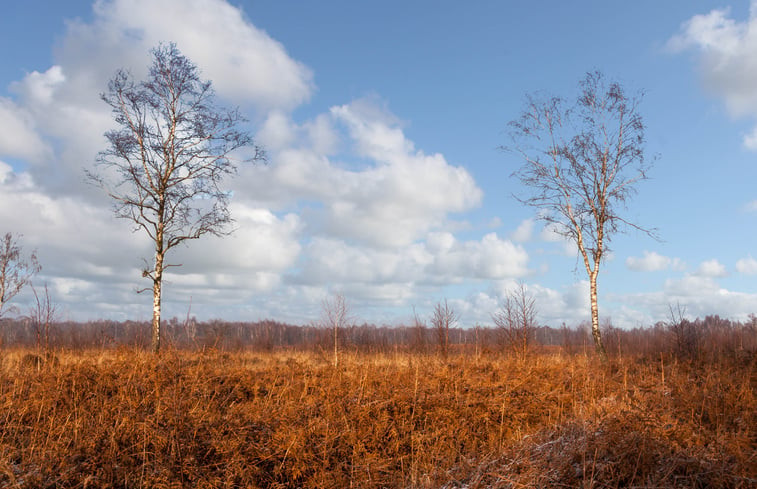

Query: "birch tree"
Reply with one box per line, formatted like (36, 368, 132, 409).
(506, 71, 654, 358)
(88, 43, 263, 353)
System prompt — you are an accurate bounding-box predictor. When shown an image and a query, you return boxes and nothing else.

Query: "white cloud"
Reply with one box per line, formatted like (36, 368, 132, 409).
(537, 221, 576, 256)
(0, 0, 491, 323)
(695, 258, 728, 277)
(462, 280, 591, 327)
(171, 206, 302, 278)
(257, 111, 297, 152)
(429, 232, 530, 281)
(257, 111, 340, 157)
(626, 251, 669, 272)
(61, 0, 313, 111)
(510, 218, 534, 242)
(668, 3, 757, 148)
(296, 232, 528, 289)
(240, 97, 483, 248)
(622, 273, 757, 324)
(12, 65, 66, 106)
(0, 0, 316, 321)
(736, 255, 757, 274)
(1, 0, 314, 196)
(539, 221, 564, 242)
(0, 98, 52, 163)
(625, 250, 685, 272)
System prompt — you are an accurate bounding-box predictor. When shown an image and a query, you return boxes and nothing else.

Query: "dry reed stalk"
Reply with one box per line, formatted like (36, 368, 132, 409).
(0, 348, 752, 488)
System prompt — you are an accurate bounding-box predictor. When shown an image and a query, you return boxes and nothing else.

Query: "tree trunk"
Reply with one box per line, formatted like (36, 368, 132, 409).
(151, 251, 163, 354)
(589, 269, 606, 359)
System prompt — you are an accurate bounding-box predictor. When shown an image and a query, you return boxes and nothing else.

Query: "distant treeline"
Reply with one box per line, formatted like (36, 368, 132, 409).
(2, 314, 755, 360)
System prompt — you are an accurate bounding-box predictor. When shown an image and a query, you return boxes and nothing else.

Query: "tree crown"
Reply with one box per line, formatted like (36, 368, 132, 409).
(506, 71, 655, 264)
(89, 43, 264, 275)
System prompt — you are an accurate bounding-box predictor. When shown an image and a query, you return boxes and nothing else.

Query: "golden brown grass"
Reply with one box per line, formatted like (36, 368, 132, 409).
(0, 348, 754, 488)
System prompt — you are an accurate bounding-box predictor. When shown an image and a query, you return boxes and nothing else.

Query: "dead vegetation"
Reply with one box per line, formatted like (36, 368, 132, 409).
(0, 348, 754, 488)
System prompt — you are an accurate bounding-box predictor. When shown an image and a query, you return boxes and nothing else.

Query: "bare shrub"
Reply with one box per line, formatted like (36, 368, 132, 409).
(29, 283, 58, 354)
(492, 282, 536, 359)
(668, 302, 700, 359)
(431, 299, 458, 359)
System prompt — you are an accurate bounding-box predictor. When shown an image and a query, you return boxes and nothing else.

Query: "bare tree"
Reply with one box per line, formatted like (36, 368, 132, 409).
(492, 282, 536, 359)
(0, 233, 41, 323)
(321, 292, 350, 367)
(506, 71, 655, 358)
(88, 43, 264, 353)
(431, 299, 458, 359)
(30, 283, 58, 354)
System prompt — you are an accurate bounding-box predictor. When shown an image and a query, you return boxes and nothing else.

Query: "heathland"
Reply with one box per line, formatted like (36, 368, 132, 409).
(0, 342, 754, 488)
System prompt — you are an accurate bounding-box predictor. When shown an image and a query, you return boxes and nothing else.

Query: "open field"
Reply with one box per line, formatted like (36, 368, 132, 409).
(0, 349, 754, 488)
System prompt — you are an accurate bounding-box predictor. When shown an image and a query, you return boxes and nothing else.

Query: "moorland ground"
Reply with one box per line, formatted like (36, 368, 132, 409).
(0, 348, 754, 488)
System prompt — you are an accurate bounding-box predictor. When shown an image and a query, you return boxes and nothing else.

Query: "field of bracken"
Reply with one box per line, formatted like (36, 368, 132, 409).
(0, 348, 754, 488)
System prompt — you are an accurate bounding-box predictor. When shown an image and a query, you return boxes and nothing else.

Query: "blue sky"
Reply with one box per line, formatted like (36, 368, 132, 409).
(2, 0, 757, 328)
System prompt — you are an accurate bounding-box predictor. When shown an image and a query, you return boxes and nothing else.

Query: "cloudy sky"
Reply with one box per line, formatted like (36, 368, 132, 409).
(2, 0, 757, 327)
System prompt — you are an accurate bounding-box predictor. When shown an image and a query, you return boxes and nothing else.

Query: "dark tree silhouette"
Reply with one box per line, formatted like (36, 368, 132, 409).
(88, 43, 264, 353)
(506, 71, 655, 358)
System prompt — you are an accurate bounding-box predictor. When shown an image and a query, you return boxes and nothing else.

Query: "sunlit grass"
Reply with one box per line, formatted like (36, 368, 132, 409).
(0, 348, 754, 487)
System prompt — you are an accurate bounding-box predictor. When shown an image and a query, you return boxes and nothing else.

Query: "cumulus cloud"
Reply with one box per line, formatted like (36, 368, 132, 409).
(296, 232, 528, 289)
(463, 280, 590, 327)
(668, 2, 757, 148)
(623, 274, 757, 324)
(61, 0, 313, 111)
(0, 0, 313, 320)
(239, 97, 483, 247)
(428, 232, 529, 281)
(0, 98, 52, 164)
(171, 206, 302, 280)
(626, 250, 685, 272)
(695, 258, 728, 277)
(510, 218, 534, 242)
(0, 0, 498, 322)
(3, 0, 314, 196)
(736, 255, 757, 274)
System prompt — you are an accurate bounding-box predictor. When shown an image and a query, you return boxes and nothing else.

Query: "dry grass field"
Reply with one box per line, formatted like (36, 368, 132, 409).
(0, 348, 754, 488)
